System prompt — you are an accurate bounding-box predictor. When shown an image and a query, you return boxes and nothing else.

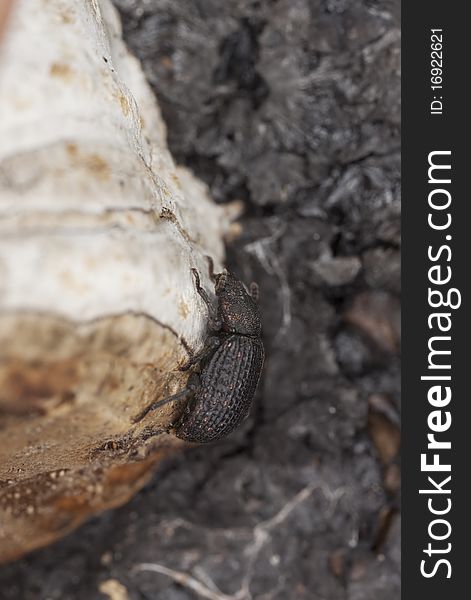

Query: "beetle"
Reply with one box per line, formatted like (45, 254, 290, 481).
(132, 259, 264, 443)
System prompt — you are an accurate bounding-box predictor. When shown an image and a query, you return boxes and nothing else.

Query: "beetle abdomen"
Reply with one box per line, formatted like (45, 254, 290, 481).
(175, 335, 264, 443)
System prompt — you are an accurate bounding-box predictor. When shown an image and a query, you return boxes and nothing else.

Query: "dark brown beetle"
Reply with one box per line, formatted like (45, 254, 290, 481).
(133, 259, 264, 443)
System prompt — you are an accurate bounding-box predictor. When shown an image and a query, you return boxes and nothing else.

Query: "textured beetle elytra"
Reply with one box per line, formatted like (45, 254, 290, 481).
(133, 258, 264, 443)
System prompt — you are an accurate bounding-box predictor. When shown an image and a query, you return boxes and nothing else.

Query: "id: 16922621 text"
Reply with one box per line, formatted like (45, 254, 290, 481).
(430, 29, 443, 115)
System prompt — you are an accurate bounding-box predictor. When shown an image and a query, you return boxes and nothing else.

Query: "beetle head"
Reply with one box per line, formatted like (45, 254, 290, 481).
(215, 271, 261, 336)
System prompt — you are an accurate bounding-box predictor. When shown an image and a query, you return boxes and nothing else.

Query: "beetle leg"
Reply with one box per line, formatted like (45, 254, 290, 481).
(179, 336, 221, 371)
(206, 255, 217, 282)
(131, 378, 199, 423)
(191, 268, 222, 331)
(250, 282, 259, 303)
(191, 267, 211, 308)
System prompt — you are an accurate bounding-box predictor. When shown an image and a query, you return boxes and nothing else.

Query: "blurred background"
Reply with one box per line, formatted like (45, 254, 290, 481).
(0, 1, 400, 598)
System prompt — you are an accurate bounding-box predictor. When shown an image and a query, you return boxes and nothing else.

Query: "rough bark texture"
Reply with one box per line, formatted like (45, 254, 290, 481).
(0, 0, 400, 598)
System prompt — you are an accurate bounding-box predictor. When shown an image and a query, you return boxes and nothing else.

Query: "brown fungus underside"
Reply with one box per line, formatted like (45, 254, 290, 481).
(0, 313, 192, 562)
